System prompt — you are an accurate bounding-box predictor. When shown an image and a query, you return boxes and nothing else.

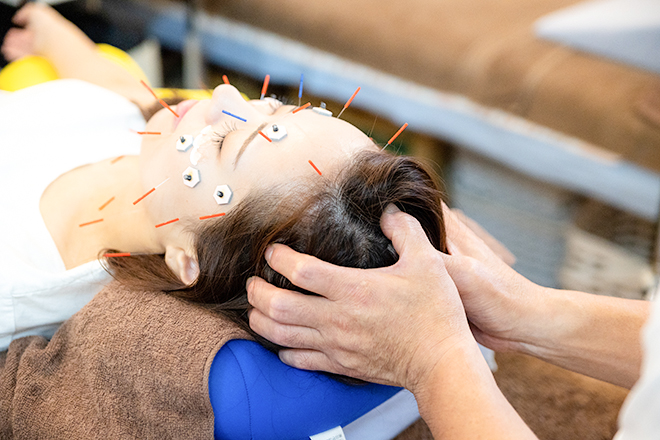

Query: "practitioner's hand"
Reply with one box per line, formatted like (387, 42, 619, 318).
(449, 207, 516, 266)
(441, 206, 548, 353)
(247, 205, 475, 393)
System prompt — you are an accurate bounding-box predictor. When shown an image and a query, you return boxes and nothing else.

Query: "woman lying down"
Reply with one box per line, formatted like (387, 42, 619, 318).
(0, 4, 446, 439)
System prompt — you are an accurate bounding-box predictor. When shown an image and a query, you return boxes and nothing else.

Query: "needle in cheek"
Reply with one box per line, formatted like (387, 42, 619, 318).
(140, 80, 179, 117)
(79, 218, 104, 227)
(133, 178, 169, 205)
(98, 196, 115, 211)
(199, 213, 226, 220)
(155, 218, 180, 228)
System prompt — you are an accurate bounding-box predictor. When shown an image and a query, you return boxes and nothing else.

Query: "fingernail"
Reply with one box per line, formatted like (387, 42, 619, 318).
(246, 276, 255, 292)
(265, 245, 274, 261)
(278, 350, 291, 365)
(384, 203, 400, 215)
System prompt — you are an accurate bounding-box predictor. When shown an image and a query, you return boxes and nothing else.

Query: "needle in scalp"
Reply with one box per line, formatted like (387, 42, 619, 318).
(383, 123, 409, 150)
(337, 87, 360, 119)
(260, 74, 270, 100)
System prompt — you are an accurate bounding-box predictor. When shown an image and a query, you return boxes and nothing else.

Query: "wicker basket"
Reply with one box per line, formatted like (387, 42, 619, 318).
(449, 151, 577, 288)
(559, 199, 655, 300)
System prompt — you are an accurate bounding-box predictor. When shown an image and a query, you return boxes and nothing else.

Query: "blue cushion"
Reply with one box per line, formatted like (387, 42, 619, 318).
(209, 339, 401, 440)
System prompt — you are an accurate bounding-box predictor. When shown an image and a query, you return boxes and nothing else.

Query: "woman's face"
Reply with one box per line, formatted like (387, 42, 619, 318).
(139, 84, 375, 237)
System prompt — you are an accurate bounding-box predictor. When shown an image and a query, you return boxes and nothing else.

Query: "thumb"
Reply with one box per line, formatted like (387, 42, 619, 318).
(380, 204, 434, 262)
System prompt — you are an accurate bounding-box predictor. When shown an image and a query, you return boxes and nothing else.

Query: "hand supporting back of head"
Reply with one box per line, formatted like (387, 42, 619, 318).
(248, 205, 541, 439)
(440, 206, 547, 353)
(441, 206, 649, 388)
(247, 205, 475, 393)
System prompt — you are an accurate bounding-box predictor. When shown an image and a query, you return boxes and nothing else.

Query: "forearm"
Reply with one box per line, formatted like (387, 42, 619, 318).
(519, 288, 650, 388)
(414, 340, 537, 440)
(38, 17, 154, 108)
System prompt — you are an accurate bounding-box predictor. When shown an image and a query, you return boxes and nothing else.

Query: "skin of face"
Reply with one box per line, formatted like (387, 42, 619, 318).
(138, 84, 375, 263)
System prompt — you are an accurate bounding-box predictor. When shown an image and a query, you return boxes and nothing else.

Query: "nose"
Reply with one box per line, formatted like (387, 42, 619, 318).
(205, 84, 251, 125)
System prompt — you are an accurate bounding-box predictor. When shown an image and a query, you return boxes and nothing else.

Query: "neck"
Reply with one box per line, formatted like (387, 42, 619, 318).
(40, 155, 164, 269)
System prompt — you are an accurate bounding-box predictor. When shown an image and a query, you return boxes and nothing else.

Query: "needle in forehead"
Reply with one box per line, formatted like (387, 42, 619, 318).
(234, 122, 269, 169)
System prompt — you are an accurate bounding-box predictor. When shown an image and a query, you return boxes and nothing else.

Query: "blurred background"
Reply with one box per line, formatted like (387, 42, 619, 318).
(1, 1, 659, 438)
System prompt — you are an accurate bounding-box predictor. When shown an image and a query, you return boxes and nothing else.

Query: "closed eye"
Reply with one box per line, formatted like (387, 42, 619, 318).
(212, 121, 238, 150)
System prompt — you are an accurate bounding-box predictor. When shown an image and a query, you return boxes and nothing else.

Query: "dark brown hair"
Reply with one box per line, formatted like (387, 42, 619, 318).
(105, 149, 446, 352)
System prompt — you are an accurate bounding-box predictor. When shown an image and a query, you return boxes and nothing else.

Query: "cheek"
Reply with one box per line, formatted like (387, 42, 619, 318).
(140, 139, 190, 194)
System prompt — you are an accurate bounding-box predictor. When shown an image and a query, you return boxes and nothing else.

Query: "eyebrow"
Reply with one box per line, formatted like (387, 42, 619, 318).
(233, 122, 268, 169)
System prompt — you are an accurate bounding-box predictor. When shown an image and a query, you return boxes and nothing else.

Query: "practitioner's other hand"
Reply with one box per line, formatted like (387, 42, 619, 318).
(449, 207, 516, 266)
(441, 206, 547, 353)
(1, 3, 86, 62)
(247, 205, 475, 394)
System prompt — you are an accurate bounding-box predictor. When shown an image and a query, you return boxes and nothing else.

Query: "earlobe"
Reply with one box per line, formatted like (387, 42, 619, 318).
(164, 246, 200, 286)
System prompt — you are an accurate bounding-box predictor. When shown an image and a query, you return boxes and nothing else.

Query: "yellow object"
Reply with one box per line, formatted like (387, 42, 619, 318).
(0, 44, 253, 103)
(0, 43, 149, 92)
(0, 55, 59, 92)
(154, 88, 213, 101)
(0, 44, 215, 100)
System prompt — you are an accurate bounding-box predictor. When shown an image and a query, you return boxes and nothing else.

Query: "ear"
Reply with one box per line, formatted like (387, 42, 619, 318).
(164, 245, 200, 286)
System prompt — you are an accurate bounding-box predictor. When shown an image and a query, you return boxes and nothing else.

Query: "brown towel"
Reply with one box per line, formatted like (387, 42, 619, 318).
(0, 282, 249, 440)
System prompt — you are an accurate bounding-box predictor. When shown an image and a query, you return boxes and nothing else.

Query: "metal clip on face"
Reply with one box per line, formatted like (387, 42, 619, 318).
(266, 124, 287, 141)
(214, 185, 233, 205)
(182, 167, 201, 188)
(313, 102, 333, 117)
(176, 134, 194, 152)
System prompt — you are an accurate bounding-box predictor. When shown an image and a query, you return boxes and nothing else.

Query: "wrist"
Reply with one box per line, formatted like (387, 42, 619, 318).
(479, 276, 554, 354)
(408, 333, 487, 405)
(409, 339, 498, 425)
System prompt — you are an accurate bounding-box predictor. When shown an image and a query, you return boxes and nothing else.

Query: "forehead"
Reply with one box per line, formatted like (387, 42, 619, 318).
(281, 108, 373, 149)
(226, 107, 374, 195)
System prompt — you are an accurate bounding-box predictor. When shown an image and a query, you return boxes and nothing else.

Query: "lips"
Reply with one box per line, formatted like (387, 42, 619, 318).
(173, 100, 199, 129)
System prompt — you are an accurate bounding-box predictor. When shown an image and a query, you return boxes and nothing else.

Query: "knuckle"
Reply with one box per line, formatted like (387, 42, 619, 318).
(293, 351, 316, 370)
(288, 257, 315, 286)
(269, 324, 292, 346)
(427, 250, 446, 269)
(268, 295, 291, 323)
(397, 211, 423, 231)
(463, 255, 482, 273)
(271, 325, 302, 348)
